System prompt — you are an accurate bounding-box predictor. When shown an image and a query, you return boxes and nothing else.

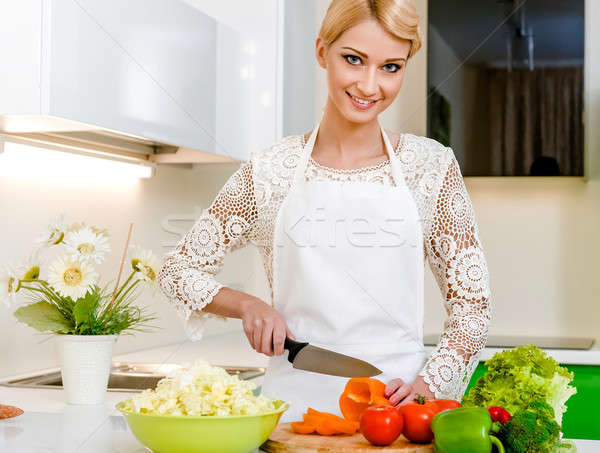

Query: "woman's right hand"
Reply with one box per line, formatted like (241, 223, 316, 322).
(241, 297, 295, 357)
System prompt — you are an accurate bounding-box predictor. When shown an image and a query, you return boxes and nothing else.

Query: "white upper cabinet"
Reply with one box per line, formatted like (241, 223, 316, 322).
(0, 0, 282, 161)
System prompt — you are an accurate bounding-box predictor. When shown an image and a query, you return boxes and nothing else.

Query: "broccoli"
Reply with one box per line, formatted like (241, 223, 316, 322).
(499, 401, 561, 453)
(526, 400, 556, 422)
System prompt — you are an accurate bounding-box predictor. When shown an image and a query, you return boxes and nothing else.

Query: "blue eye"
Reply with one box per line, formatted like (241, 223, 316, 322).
(384, 63, 401, 73)
(343, 54, 403, 73)
(344, 54, 361, 65)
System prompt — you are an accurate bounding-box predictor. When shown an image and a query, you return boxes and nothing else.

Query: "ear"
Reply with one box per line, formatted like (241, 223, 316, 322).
(315, 36, 328, 69)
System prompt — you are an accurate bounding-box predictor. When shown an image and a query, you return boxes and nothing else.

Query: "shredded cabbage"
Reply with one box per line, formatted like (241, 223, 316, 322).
(120, 359, 278, 416)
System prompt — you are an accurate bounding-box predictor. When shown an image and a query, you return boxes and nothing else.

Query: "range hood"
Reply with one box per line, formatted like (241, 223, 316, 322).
(1, 0, 245, 167)
(0, 115, 234, 166)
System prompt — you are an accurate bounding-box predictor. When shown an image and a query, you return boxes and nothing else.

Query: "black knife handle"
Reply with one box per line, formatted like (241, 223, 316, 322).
(284, 337, 309, 363)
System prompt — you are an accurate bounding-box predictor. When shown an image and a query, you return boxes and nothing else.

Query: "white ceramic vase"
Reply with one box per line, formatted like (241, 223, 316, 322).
(55, 334, 117, 405)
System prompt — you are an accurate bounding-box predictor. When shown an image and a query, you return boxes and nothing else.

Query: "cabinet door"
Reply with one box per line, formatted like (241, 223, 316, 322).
(47, 0, 218, 154)
(185, 0, 283, 160)
(0, 0, 42, 115)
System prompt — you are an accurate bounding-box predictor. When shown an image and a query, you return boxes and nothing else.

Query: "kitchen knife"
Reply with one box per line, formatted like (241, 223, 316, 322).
(284, 337, 382, 377)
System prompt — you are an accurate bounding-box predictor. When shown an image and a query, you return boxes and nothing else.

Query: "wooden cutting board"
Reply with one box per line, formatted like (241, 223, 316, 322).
(260, 423, 434, 452)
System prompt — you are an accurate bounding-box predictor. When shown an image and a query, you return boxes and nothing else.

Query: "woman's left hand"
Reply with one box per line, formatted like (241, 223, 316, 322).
(384, 376, 435, 407)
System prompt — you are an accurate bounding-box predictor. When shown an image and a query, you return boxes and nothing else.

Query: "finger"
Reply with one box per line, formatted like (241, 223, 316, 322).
(397, 391, 417, 407)
(385, 379, 405, 397)
(243, 326, 254, 348)
(285, 326, 296, 341)
(389, 385, 412, 405)
(273, 323, 286, 356)
(261, 321, 274, 356)
(252, 322, 262, 353)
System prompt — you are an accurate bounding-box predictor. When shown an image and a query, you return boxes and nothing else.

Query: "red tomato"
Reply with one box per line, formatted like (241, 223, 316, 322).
(360, 405, 404, 446)
(433, 399, 462, 413)
(398, 399, 439, 443)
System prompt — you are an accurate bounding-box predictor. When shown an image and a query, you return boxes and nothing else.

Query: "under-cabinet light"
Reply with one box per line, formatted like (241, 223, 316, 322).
(0, 140, 154, 183)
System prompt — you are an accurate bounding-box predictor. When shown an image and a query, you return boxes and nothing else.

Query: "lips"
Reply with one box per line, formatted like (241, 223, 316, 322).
(346, 91, 379, 110)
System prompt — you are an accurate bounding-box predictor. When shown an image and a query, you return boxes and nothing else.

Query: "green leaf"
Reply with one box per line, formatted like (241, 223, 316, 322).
(14, 301, 73, 333)
(73, 291, 99, 333)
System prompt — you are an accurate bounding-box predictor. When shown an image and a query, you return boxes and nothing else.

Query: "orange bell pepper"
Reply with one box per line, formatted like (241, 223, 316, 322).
(290, 421, 317, 434)
(339, 377, 392, 422)
(305, 408, 360, 434)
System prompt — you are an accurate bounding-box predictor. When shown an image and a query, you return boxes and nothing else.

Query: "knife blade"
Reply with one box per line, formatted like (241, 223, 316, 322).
(284, 337, 382, 377)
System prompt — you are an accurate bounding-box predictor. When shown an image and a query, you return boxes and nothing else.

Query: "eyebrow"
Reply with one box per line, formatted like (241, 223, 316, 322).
(341, 46, 407, 62)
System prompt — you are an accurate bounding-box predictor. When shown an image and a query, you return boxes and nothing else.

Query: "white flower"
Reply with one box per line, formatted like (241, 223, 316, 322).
(63, 227, 111, 264)
(37, 213, 66, 246)
(67, 221, 110, 239)
(0, 265, 19, 308)
(130, 245, 160, 290)
(47, 255, 98, 300)
(17, 249, 43, 281)
(66, 221, 87, 234)
(90, 225, 110, 238)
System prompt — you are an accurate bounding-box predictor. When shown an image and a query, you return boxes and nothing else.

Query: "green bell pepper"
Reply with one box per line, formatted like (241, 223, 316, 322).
(431, 407, 505, 453)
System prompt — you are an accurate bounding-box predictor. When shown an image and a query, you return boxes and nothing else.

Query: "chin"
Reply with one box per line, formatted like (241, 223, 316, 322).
(344, 108, 380, 124)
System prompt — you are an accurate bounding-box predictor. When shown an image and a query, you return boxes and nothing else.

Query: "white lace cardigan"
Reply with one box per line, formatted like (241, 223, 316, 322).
(157, 132, 491, 400)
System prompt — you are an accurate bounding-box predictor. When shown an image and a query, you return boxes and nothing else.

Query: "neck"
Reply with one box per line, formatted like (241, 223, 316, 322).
(314, 97, 385, 162)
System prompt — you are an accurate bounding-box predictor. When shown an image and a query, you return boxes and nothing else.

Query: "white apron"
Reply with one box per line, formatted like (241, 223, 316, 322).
(262, 121, 426, 423)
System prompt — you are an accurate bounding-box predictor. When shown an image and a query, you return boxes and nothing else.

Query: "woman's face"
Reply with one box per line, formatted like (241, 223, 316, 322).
(316, 19, 412, 123)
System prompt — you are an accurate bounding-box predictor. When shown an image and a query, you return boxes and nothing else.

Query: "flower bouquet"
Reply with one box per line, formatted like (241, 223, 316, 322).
(1, 214, 158, 404)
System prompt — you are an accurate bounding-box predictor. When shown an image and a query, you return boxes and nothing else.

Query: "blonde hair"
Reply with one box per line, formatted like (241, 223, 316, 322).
(318, 0, 422, 59)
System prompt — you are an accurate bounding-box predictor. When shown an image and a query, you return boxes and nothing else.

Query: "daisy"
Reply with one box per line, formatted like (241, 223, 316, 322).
(17, 249, 43, 281)
(47, 255, 98, 300)
(90, 225, 110, 238)
(63, 227, 111, 264)
(66, 221, 87, 234)
(0, 265, 19, 308)
(37, 213, 66, 246)
(130, 245, 160, 290)
(66, 222, 109, 238)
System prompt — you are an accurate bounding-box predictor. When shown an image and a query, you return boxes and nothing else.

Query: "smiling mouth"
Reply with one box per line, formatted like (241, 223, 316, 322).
(346, 91, 379, 106)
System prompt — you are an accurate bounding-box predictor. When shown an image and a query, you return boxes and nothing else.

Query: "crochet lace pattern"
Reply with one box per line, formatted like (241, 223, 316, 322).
(158, 132, 491, 400)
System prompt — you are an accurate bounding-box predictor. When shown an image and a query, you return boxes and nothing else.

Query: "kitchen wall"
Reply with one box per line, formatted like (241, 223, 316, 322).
(0, 156, 264, 378)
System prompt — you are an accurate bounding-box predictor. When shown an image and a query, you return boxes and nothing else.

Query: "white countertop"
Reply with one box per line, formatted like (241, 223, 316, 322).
(1, 331, 598, 452)
(0, 332, 269, 453)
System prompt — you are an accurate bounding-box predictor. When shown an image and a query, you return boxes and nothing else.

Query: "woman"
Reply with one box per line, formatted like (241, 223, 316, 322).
(158, 0, 490, 423)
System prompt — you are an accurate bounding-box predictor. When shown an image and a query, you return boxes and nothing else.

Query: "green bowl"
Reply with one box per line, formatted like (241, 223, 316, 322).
(116, 400, 289, 453)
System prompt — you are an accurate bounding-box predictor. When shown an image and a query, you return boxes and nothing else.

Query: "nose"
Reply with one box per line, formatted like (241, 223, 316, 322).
(356, 66, 378, 98)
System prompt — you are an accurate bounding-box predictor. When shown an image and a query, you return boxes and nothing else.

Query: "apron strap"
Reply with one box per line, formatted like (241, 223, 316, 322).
(379, 124, 407, 189)
(292, 121, 321, 186)
(292, 121, 407, 188)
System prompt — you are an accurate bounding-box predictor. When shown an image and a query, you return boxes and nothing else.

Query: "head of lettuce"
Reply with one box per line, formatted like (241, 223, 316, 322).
(462, 344, 577, 426)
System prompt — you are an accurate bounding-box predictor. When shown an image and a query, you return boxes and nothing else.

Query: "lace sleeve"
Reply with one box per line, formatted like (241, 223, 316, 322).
(157, 162, 258, 341)
(419, 151, 491, 399)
